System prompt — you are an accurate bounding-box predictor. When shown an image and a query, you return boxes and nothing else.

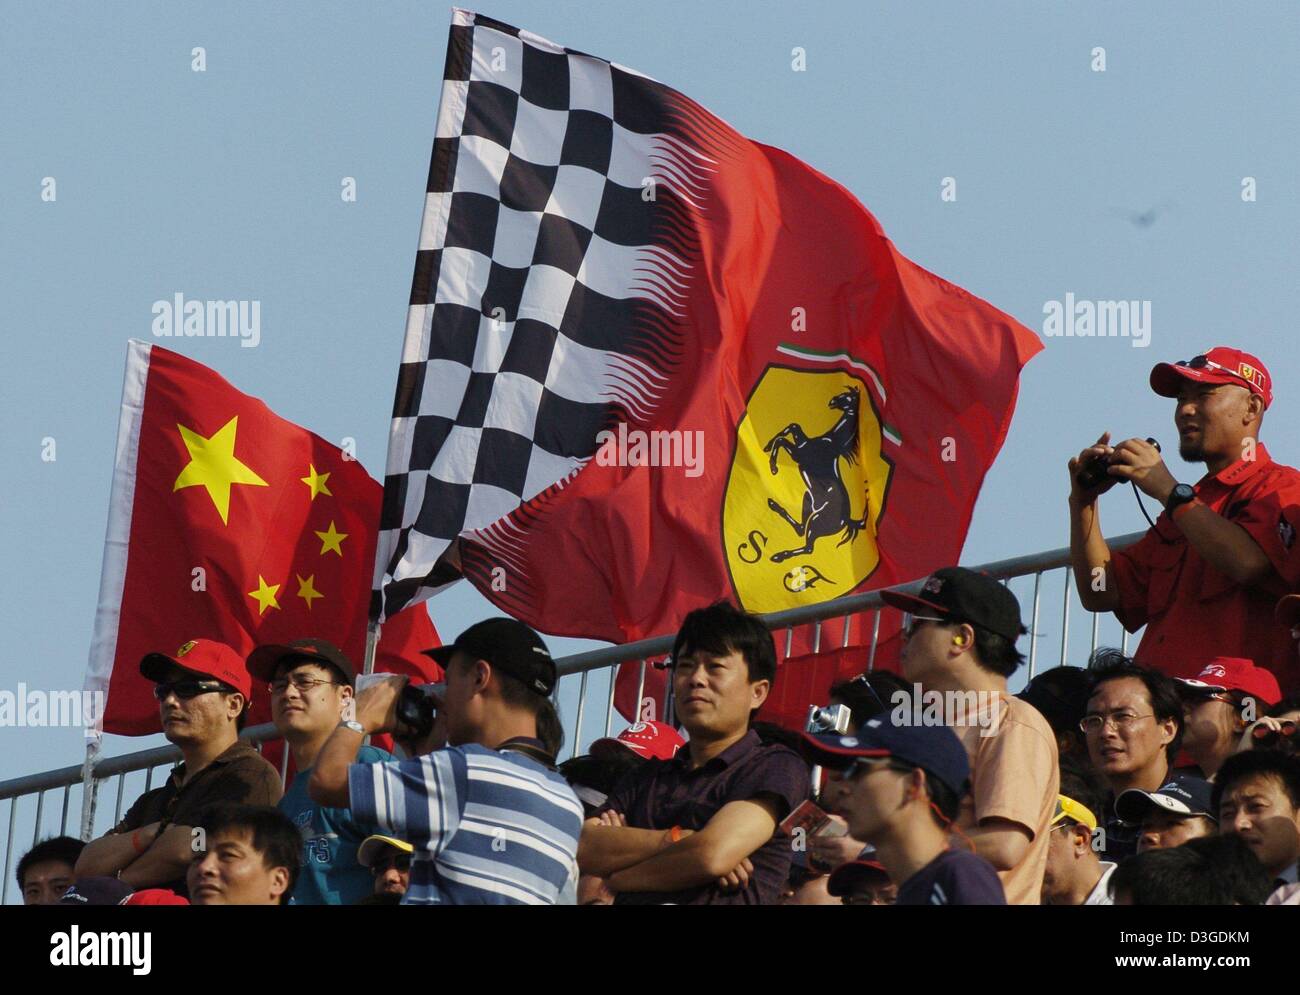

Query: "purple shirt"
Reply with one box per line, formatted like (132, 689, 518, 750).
(896, 849, 1006, 906)
(602, 729, 810, 905)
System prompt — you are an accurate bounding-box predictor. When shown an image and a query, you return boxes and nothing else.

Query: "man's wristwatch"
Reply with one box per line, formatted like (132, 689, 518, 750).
(340, 719, 366, 735)
(1165, 483, 1196, 515)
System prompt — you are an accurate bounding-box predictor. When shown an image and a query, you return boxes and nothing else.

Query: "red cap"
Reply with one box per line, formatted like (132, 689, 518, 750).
(590, 721, 685, 762)
(140, 639, 253, 700)
(123, 888, 190, 906)
(1176, 656, 1281, 706)
(826, 859, 891, 897)
(1150, 348, 1272, 408)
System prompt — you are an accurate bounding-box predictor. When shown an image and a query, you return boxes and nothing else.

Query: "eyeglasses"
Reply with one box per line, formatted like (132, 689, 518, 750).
(1079, 711, 1155, 734)
(153, 680, 232, 701)
(269, 675, 343, 694)
(844, 757, 899, 780)
(903, 614, 949, 639)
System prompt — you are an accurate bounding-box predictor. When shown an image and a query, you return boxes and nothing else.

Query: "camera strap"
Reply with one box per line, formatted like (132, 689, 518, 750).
(498, 736, 558, 770)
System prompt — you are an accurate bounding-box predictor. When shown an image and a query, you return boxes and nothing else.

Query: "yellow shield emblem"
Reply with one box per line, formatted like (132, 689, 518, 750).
(176, 640, 198, 657)
(722, 366, 894, 614)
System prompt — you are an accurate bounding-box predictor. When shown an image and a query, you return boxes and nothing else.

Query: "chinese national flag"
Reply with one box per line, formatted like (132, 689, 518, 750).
(86, 341, 441, 737)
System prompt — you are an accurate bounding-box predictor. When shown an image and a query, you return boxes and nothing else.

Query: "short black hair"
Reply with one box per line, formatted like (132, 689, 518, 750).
(1212, 749, 1300, 815)
(534, 695, 565, 760)
(17, 835, 84, 891)
(1020, 666, 1092, 738)
(198, 804, 300, 904)
(672, 601, 777, 687)
(970, 625, 1026, 678)
(1086, 652, 1184, 764)
(829, 671, 910, 726)
(1109, 835, 1272, 905)
(890, 760, 961, 824)
(452, 653, 551, 724)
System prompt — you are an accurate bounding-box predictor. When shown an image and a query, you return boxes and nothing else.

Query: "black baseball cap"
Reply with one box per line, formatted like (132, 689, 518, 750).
(881, 567, 1025, 643)
(246, 638, 357, 686)
(424, 618, 556, 696)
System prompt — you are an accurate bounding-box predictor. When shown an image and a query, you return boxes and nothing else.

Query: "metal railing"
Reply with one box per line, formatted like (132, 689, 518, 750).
(0, 530, 1144, 903)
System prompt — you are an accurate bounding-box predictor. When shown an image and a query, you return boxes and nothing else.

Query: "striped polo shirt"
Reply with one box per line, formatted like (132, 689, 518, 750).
(349, 742, 583, 905)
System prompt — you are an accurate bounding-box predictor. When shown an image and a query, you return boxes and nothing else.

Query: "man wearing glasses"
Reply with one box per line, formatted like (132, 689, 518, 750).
(1081, 657, 1183, 862)
(357, 834, 413, 899)
(75, 639, 281, 895)
(1068, 346, 1300, 696)
(247, 639, 393, 905)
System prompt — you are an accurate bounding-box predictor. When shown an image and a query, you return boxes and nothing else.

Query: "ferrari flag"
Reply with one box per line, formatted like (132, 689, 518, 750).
(373, 10, 1042, 647)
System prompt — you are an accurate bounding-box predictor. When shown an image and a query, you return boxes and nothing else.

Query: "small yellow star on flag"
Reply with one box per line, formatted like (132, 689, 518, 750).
(295, 574, 324, 610)
(173, 416, 268, 525)
(315, 520, 348, 556)
(301, 464, 333, 500)
(248, 575, 281, 615)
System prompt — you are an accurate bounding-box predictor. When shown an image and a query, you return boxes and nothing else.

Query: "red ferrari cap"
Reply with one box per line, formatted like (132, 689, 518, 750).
(1176, 657, 1281, 707)
(590, 721, 685, 762)
(1150, 348, 1272, 408)
(139, 639, 253, 700)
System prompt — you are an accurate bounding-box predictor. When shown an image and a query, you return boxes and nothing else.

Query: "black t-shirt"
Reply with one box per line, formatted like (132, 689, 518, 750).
(896, 849, 1006, 906)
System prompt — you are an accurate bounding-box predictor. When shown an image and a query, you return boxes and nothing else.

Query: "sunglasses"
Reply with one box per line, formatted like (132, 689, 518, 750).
(903, 614, 949, 638)
(1180, 354, 1259, 390)
(153, 679, 233, 701)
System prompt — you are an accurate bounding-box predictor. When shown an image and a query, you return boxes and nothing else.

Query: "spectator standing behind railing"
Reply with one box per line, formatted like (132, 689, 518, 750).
(1174, 657, 1280, 779)
(246, 639, 393, 906)
(1040, 769, 1114, 906)
(578, 602, 810, 905)
(1068, 347, 1300, 696)
(308, 619, 583, 905)
(881, 568, 1058, 905)
(16, 836, 83, 905)
(75, 640, 281, 895)
(1081, 656, 1183, 862)
(186, 803, 300, 905)
(800, 717, 1005, 905)
(1212, 750, 1300, 890)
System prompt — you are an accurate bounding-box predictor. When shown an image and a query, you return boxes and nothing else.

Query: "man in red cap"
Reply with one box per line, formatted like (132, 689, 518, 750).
(1068, 347, 1300, 694)
(75, 639, 281, 895)
(1176, 656, 1281, 779)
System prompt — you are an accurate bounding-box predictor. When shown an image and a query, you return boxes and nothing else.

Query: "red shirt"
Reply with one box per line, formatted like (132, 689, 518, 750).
(1111, 443, 1300, 695)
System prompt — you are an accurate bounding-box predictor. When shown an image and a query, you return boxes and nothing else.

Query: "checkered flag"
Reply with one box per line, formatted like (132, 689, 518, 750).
(373, 10, 723, 621)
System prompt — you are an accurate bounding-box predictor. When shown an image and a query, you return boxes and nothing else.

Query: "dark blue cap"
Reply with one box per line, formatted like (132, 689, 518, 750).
(1116, 773, 1216, 824)
(798, 715, 972, 798)
(58, 876, 134, 905)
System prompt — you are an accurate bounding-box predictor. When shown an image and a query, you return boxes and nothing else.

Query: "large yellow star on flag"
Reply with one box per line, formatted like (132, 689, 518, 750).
(248, 575, 281, 615)
(173, 417, 268, 525)
(301, 464, 333, 501)
(315, 520, 348, 556)
(295, 574, 324, 610)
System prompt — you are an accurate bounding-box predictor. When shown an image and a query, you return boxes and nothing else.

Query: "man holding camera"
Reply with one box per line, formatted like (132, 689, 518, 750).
(308, 618, 583, 904)
(1068, 348, 1300, 694)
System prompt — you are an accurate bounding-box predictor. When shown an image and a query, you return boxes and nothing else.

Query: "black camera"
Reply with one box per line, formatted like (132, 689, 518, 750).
(1075, 437, 1161, 491)
(395, 683, 444, 741)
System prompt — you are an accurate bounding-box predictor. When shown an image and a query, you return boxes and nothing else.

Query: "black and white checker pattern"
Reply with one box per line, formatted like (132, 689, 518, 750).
(374, 10, 694, 618)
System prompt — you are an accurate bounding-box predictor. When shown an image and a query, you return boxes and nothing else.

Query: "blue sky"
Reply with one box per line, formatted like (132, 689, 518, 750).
(4, 2, 1300, 817)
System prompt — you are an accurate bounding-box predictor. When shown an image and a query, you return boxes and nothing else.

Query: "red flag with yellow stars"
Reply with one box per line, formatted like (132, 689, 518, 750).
(86, 340, 441, 737)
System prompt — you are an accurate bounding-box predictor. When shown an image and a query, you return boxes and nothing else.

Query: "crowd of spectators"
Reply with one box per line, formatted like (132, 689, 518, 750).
(14, 347, 1300, 906)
